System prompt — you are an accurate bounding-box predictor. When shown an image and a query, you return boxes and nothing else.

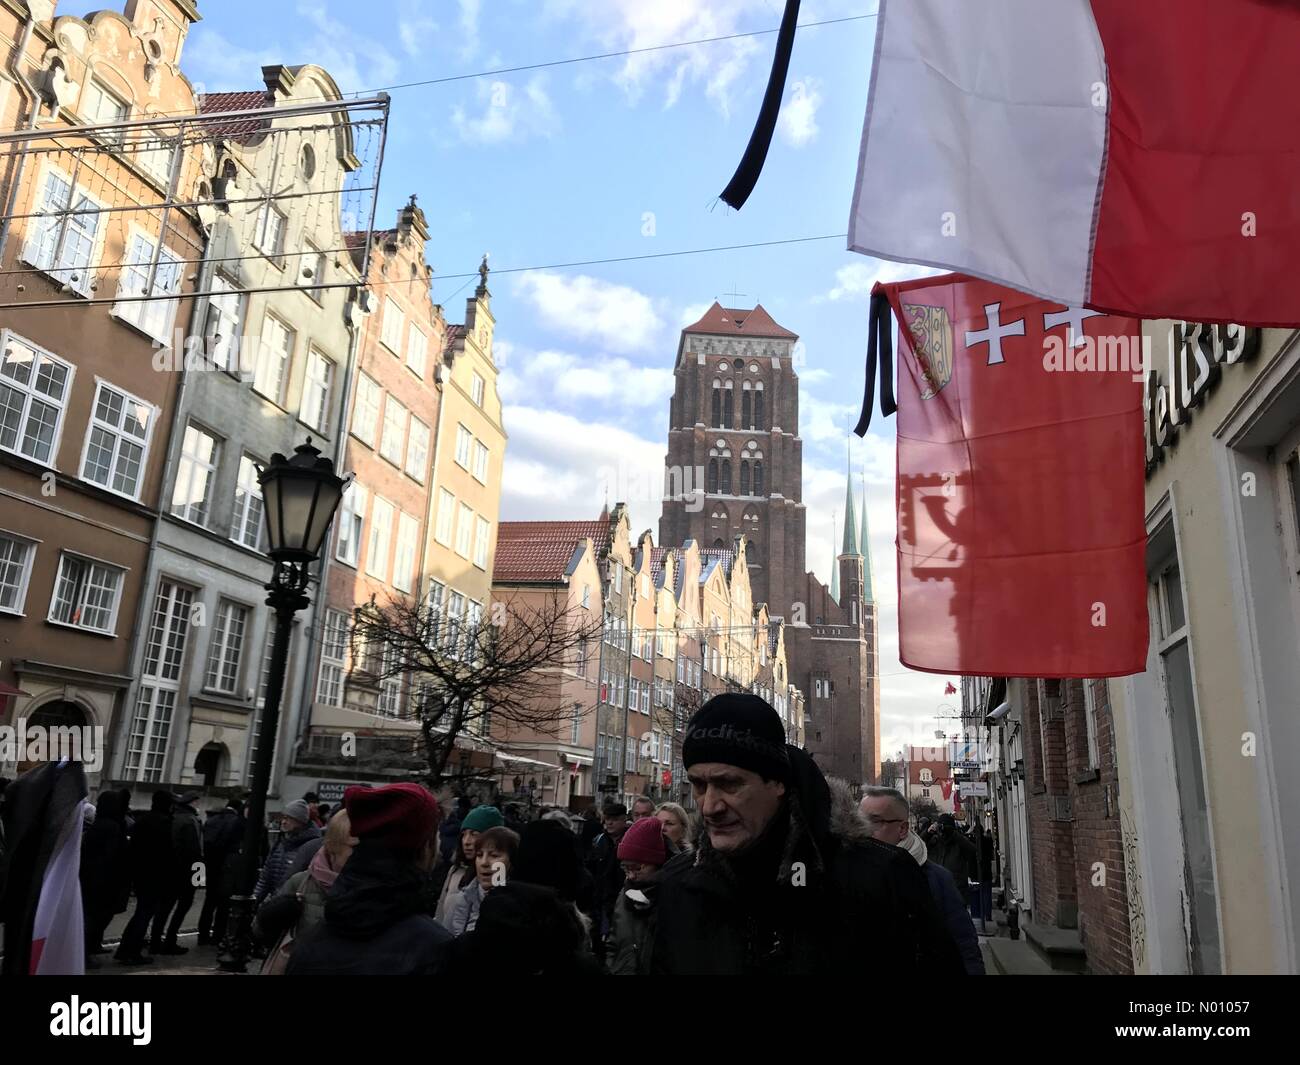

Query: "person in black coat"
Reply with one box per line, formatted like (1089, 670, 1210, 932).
(926, 814, 978, 890)
(585, 802, 628, 962)
(115, 790, 173, 965)
(80, 790, 132, 960)
(651, 694, 966, 976)
(197, 799, 244, 945)
(151, 792, 203, 955)
(287, 783, 449, 975)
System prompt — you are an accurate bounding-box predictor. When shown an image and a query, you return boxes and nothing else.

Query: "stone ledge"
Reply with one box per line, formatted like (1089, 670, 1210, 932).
(1023, 919, 1089, 973)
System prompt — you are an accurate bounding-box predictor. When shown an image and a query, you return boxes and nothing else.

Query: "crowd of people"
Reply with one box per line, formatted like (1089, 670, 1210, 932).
(61, 691, 990, 975)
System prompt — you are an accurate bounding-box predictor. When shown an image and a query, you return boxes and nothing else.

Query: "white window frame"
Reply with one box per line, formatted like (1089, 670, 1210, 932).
(455, 424, 471, 469)
(113, 228, 182, 342)
(78, 378, 155, 500)
(1082, 679, 1101, 770)
(472, 439, 489, 483)
(316, 608, 349, 706)
(407, 325, 427, 378)
(169, 422, 220, 526)
(352, 373, 381, 447)
(201, 273, 245, 372)
(231, 454, 267, 552)
(21, 164, 104, 296)
(47, 551, 125, 635)
(204, 598, 249, 694)
(335, 480, 367, 567)
(0, 329, 74, 466)
(83, 80, 129, 144)
(435, 488, 455, 546)
(299, 348, 333, 434)
(367, 496, 395, 580)
(471, 372, 485, 407)
(473, 515, 490, 570)
(394, 513, 420, 593)
(253, 314, 294, 404)
(296, 238, 326, 299)
(455, 502, 474, 559)
(126, 579, 193, 782)
(379, 395, 408, 467)
(0, 530, 37, 615)
(405, 417, 430, 483)
(256, 202, 286, 258)
(381, 297, 404, 354)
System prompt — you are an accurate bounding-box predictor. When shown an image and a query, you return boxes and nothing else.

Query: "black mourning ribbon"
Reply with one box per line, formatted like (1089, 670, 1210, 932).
(718, 0, 803, 210)
(854, 290, 897, 436)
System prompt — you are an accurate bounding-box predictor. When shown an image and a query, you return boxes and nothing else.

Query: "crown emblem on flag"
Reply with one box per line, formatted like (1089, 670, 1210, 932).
(904, 304, 953, 399)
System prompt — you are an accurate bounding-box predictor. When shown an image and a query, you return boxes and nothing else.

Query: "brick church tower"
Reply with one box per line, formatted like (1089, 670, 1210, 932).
(659, 303, 881, 786)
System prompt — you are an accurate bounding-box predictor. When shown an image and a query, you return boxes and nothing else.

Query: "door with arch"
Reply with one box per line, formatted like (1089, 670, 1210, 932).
(15, 700, 89, 776)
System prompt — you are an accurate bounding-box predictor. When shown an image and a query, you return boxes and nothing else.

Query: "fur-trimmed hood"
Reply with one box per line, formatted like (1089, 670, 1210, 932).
(826, 776, 875, 845)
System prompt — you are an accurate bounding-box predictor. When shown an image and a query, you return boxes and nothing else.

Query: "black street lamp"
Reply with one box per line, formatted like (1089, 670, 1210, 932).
(218, 439, 346, 973)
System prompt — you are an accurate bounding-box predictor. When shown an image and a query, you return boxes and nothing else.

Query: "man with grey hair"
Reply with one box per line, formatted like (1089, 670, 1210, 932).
(861, 787, 984, 974)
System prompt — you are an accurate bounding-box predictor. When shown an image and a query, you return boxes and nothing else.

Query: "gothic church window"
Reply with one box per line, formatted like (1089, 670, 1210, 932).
(753, 460, 764, 496)
(742, 387, 752, 430)
(720, 460, 732, 494)
(740, 460, 750, 496)
(711, 382, 721, 428)
(707, 459, 719, 493)
(754, 388, 765, 430)
(723, 384, 734, 428)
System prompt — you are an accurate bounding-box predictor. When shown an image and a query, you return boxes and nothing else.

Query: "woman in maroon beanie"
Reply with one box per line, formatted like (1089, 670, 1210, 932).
(286, 783, 450, 975)
(608, 816, 673, 975)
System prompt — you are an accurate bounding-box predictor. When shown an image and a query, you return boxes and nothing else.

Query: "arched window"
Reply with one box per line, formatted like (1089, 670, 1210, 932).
(753, 460, 764, 496)
(742, 388, 752, 429)
(754, 388, 765, 430)
(723, 385, 734, 428)
(713, 538, 725, 549)
(711, 383, 721, 428)
(707, 458, 719, 493)
(739, 460, 750, 496)
(720, 459, 732, 494)
(749, 541, 760, 567)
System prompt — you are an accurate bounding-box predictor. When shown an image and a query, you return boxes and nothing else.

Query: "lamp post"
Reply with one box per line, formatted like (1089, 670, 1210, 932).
(218, 439, 345, 973)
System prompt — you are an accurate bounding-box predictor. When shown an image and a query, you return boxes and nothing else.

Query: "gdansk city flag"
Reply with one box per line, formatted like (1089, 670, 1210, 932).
(861, 274, 1148, 678)
(848, 0, 1300, 327)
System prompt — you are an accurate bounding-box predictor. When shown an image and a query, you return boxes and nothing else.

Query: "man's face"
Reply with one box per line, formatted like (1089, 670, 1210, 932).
(632, 801, 655, 821)
(860, 796, 909, 845)
(281, 815, 306, 833)
(620, 860, 659, 884)
(688, 763, 785, 853)
(604, 815, 628, 837)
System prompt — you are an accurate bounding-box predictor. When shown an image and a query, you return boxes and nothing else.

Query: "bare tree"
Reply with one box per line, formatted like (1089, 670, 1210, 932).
(350, 590, 605, 790)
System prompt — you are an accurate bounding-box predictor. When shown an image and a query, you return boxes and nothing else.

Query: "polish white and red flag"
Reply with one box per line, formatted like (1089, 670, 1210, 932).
(849, 0, 1300, 327)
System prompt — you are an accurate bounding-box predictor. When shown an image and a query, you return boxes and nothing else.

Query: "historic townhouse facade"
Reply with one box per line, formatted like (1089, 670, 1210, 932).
(0, 0, 206, 788)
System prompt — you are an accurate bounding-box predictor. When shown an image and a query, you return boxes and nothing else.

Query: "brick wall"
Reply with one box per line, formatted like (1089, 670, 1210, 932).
(1024, 679, 1078, 928)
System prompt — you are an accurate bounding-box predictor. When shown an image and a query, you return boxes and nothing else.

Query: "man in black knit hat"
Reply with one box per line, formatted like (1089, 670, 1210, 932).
(651, 692, 966, 976)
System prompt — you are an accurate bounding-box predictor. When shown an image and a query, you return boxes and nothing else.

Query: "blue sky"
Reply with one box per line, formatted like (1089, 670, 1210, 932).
(184, 0, 958, 754)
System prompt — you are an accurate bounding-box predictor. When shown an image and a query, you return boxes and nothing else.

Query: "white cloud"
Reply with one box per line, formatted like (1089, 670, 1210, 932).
(398, 1, 438, 58)
(777, 76, 822, 147)
(543, 0, 770, 115)
(500, 346, 675, 412)
(513, 272, 664, 354)
(678, 301, 711, 328)
(826, 259, 945, 302)
(458, 0, 482, 57)
(451, 76, 560, 144)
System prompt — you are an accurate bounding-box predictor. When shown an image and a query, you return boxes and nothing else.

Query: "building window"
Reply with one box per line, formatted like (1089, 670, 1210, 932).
(253, 315, 293, 403)
(753, 461, 764, 496)
(352, 373, 381, 446)
(576, 639, 588, 677)
(380, 396, 408, 466)
(455, 424, 472, 468)
(317, 609, 349, 707)
(1082, 679, 1101, 770)
(231, 455, 267, 551)
(23, 170, 100, 294)
(394, 513, 419, 593)
(720, 460, 732, 494)
(256, 203, 286, 258)
(407, 326, 427, 378)
(376, 644, 404, 717)
(80, 381, 152, 499)
(582, 584, 591, 609)
(473, 515, 491, 569)
(296, 239, 326, 298)
(126, 580, 192, 781)
(170, 422, 219, 525)
(381, 297, 404, 354)
(0, 532, 36, 614)
(465, 601, 483, 665)
(202, 274, 244, 371)
(426, 580, 445, 643)
(335, 481, 367, 567)
(435, 489, 456, 546)
(204, 599, 248, 693)
(446, 591, 465, 655)
(711, 383, 722, 428)
(114, 233, 181, 341)
(571, 703, 582, 744)
(456, 502, 474, 559)
(471, 372, 485, 407)
(471, 440, 489, 483)
(739, 460, 750, 496)
(83, 80, 129, 142)
(367, 496, 395, 580)
(723, 385, 734, 428)
(46, 551, 123, 634)
(742, 388, 752, 430)
(300, 349, 333, 433)
(0, 332, 72, 465)
(406, 417, 430, 482)
(707, 459, 718, 494)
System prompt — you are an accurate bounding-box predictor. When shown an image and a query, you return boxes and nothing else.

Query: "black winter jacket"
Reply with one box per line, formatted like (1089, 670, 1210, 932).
(286, 842, 451, 975)
(652, 751, 967, 977)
